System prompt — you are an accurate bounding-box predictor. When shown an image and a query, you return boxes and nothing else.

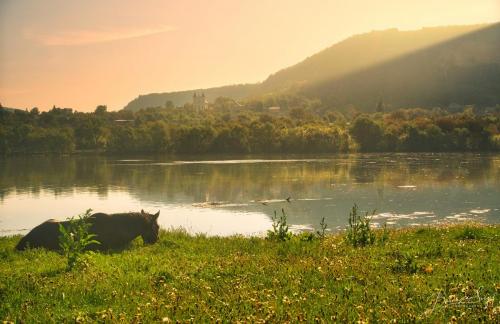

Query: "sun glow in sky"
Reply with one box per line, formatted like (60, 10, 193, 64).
(0, 0, 498, 111)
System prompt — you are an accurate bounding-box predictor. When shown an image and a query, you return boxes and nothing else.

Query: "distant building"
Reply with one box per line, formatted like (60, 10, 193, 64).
(268, 106, 281, 112)
(193, 92, 209, 111)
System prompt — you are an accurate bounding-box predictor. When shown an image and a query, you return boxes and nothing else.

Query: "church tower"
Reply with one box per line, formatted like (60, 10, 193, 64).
(193, 92, 208, 111)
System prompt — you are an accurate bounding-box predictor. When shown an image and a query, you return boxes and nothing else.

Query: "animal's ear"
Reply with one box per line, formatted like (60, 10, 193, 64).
(153, 211, 160, 220)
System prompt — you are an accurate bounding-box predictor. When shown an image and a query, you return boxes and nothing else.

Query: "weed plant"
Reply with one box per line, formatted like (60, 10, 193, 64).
(316, 216, 327, 240)
(346, 204, 376, 247)
(455, 226, 483, 240)
(379, 222, 389, 244)
(58, 209, 100, 270)
(267, 208, 292, 241)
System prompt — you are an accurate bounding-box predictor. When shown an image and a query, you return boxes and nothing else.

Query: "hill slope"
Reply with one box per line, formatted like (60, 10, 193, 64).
(124, 23, 500, 111)
(300, 23, 500, 110)
(261, 24, 489, 91)
(124, 84, 258, 111)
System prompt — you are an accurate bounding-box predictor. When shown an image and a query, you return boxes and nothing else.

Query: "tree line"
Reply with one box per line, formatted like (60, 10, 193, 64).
(0, 102, 499, 154)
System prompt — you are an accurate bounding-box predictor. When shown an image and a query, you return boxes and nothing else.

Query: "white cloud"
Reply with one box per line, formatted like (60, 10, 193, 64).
(27, 25, 176, 46)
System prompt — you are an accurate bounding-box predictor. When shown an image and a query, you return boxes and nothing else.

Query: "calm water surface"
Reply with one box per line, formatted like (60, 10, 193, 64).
(1, 153, 499, 236)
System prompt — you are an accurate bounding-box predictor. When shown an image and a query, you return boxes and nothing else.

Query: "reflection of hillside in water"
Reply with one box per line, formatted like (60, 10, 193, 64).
(1, 154, 498, 228)
(1, 154, 498, 198)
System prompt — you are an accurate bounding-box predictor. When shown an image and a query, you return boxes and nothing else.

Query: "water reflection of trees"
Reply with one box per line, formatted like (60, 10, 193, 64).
(0, 154, 498, 204)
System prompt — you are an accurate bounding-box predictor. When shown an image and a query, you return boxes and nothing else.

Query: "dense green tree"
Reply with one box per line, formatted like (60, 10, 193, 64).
(74, 117, 104, 149)
(107, 126, 135, 153)
(212, 124, 250, 153)
(149, 121, 170, 152)
(452, 128, 471, 150)
(380, 126, 400, 151)
(0, 125, 11, 154)
(95, 105, 107, 115)
(349, 116, 383, 151)
(172, 125, 215, 154)
(249, 121, 280, 152)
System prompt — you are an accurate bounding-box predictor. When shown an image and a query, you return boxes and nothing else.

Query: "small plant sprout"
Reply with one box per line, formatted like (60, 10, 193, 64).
(379, 222, 389, 244)
(346, 204, 376, 247)
(59, 209, 100, 270)
(316, 216, 327, 240)
(267, 208, 292, 241)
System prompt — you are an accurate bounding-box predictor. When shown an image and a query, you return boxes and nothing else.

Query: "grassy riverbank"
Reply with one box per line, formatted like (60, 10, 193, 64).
(1, 224, 499, 322)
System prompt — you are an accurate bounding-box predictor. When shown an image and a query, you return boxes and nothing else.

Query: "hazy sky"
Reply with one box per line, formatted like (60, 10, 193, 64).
(1, 0, 499, 111)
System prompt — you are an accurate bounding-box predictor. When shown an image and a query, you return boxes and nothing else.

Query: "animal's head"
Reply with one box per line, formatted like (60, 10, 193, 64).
(141, 209, 160, 244)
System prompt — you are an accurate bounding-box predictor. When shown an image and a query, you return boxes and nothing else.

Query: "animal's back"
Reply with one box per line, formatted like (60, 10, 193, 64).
(16, 211, 157, 251)
(15, 219, 63, 251)
(89, 212, 144, 249)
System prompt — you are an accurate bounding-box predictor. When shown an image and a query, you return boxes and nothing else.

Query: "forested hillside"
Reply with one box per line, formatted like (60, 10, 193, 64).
(261, 24, 488, 91)
(302, 23, 500, 110)
(124, 84, 258, 112)
(124, 24, 500, 112)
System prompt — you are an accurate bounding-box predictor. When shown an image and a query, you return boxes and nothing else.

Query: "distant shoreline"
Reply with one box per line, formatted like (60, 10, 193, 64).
(1, 150, 499, 158)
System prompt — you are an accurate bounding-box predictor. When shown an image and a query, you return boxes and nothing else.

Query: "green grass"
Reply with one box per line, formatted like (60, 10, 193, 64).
(1, 224, 499, 322)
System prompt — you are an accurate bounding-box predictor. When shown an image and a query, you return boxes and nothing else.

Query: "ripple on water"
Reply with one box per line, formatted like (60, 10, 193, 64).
(289, 224, 314, 232)
(469, 209, 490, 214)
(373, 211, 435, 221)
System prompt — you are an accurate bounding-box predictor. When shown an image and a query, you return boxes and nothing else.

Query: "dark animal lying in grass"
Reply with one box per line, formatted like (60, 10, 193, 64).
(15, 210, 160, 251)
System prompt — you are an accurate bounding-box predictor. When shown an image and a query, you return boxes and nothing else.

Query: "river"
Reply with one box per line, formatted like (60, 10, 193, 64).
(1, 153, 498, 236)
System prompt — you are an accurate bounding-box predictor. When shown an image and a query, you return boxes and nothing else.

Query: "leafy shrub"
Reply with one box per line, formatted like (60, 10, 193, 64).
(390, 251, 418, 274)
(349, 116, 383, 151)
(59, 209, 100, 270)
(420, 242, 443, 258)
(295, 232, 315, 242)
(455, 226, 482, 240)
(267, 209, 292, 241)
(346, 204, 376, 247)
